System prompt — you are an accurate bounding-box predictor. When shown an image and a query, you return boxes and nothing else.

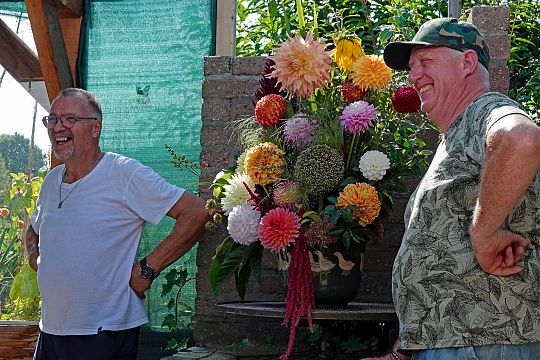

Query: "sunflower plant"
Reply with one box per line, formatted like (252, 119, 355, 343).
(207, 19, 433, 360)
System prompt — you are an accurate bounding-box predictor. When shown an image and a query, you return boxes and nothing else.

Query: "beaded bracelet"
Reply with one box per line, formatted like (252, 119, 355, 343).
(390, 351, 402, 360)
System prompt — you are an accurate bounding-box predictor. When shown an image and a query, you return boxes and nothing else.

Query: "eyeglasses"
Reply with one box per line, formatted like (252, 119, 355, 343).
(42, 114, 99, 129)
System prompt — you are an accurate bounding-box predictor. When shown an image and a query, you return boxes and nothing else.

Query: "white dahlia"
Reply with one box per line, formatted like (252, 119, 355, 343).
(221, 173, 255, 215)
(227, 204, 261, 245)
(358, 150, 390, 181)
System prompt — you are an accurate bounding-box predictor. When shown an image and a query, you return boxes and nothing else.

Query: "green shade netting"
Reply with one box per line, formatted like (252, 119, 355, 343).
(0, 2, 27, 18)
(80, 0, 214, 329)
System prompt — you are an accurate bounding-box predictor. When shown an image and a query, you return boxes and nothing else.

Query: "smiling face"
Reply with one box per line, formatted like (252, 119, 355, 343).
(408, 46, 466, 124)
(48, 94, 101, 162)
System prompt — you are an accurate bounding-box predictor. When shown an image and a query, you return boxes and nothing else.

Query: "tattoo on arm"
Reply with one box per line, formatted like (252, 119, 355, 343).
(25, 226, 39, 257)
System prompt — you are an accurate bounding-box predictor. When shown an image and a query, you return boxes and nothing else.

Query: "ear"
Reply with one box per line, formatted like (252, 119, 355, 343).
(461, 49, 479, 75)
(92, 120, 102, 138)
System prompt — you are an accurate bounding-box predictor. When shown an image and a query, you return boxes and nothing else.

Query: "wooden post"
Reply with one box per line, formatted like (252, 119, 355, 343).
(216, 0, 236, 56)
(448, 0, 461, 18)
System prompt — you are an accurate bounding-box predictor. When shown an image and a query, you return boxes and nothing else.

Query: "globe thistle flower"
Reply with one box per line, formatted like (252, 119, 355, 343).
(337, 183, 381, 226)
(358, 151, 391, 181)
(245, 142, 286, 186)
(258, 208, 300, 252)
(283, 113, 318, 149)
(227, 204, 261, 245)
(305, 215, 338, 248)
(294, 145, 345, 196)
(221, 172, 256, 215)
(333, 37, 364, 71)
(269, 31, 332, 99)
(273, 180, 300, 209)
(340, 100, 377, 135)
(351, 55, 392, 91)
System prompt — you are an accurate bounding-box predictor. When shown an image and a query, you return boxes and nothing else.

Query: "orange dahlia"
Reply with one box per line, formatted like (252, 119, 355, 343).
(336, 183, 381, 226)
(351, 55, 392, 91)
(333, 37, 364, 71)
(259, 208, 301, 252)
(268, 31, 332, 99)
(244, 142, 286, 185)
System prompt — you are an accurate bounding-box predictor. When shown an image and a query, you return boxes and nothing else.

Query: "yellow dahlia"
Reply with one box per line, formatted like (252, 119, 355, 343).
(333, 37, 364, 71)
(244, 142, 285, 185)
(268, 31, 332, 99)
(336, 183, 381, 226)
(351, 55, 392, 91)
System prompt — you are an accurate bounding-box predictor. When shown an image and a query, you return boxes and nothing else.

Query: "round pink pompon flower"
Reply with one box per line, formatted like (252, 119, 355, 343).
(283, 113, 318, 148)
(258, 208, 301, 252)
(340, 100, 377, 135)
(268, 32, 332, 99)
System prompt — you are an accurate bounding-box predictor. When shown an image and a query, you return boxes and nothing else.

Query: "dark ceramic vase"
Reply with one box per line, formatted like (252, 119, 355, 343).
(278, 240, 365, 307)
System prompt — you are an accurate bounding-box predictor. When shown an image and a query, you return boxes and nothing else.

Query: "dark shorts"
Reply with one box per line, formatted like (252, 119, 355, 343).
(34, 326, 140, 360)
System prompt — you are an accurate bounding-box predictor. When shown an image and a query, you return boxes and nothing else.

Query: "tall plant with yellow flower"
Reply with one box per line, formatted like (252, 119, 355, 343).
(207, 6, 433, 360)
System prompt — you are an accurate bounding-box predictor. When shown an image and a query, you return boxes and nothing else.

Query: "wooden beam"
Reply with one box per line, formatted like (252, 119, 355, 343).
(51, 0, 83, 17)
(24, 0, 74, 102)
(0, 18, 42, 82)
(216, 0, 236, 56)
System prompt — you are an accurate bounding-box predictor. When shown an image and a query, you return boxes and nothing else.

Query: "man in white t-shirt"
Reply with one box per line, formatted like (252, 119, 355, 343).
(26, 88, 208, 360)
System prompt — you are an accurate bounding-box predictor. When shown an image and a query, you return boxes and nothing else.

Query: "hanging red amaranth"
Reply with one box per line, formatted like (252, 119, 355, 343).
(280, 232, 314, 360)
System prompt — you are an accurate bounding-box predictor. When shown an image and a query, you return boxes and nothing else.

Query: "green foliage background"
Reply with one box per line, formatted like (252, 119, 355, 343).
(236, 0, 540, 121)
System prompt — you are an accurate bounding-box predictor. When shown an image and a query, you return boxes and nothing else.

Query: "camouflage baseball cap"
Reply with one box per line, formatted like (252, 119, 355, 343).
(383, 18, 490, 70)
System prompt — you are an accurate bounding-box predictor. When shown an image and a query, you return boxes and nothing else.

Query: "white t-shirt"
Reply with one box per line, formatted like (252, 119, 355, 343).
(31, 152, 184, 335)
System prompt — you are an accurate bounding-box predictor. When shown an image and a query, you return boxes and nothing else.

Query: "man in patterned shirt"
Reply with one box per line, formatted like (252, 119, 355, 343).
(364, 18, 540, 360)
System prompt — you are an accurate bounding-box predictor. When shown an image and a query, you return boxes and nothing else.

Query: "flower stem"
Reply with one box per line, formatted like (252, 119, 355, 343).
(346, 134, 358, 170)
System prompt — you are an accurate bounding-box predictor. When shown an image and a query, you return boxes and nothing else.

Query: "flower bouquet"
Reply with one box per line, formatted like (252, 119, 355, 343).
(206, 29, 432, 359)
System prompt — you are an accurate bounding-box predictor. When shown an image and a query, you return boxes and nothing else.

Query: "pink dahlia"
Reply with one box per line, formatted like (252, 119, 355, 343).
(268, 32, 332, 99)
(283, 113, 318, 148)
(340, 100, 377, 135)
(258, 208, 301, 252)
(272, 180, 300, 209)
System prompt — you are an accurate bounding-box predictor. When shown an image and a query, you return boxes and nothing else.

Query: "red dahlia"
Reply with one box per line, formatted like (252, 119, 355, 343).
(255, 94, 286, 126)
(391, 85, 421, 113)
(341, 79, 366, 103)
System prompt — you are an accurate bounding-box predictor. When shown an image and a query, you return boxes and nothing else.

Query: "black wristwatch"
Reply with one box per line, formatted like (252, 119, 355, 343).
(139, 257, 158, 281)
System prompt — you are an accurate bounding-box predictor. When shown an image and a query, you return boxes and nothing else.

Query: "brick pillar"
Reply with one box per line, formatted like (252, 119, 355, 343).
(468, 6, 511, 94)
(194, 56, 290, 349)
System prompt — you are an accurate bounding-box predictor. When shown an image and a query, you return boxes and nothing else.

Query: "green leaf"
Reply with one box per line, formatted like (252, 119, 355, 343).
(10, 264, 38, 301)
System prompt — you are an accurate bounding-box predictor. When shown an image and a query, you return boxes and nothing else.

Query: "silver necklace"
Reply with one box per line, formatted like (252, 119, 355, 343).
(58, 152, 103, 208)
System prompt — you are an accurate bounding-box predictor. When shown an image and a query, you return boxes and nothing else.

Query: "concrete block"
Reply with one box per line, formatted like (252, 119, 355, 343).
(231, 56, 267, 76)
(231, 97, 256, 119)
(485, 34, 511, 61)
(489, 66, 510, 94)
(201, 98, 232, 122)
(204, 56, 233, 76)
(200, 124, 234, 147)
(202, 78, 261, 99)
(468, 6, 509, 31)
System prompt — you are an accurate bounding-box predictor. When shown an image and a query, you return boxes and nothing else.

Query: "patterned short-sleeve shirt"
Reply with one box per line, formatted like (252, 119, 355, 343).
(393, 92, 540, 350)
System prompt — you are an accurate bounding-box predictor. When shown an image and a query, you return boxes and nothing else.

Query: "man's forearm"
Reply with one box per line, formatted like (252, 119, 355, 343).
(25, 225, 39, 271)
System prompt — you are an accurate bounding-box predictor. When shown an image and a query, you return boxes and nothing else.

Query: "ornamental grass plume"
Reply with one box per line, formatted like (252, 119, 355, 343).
(244, 142, 286, 185)
(227, 204, 261, 246)
(273, 180, 300, 209)
(333, 37, 364, 71)
(268, 32, 332, 98)
(351, 55, 392, 91)
(358, 150, 391, 181)
(340, 100, 377, 135)
(337, 183, 381, 226)
(258, 208, 301, 252)
(294, 145, 345, 196)
(221, 172, 256, 215)
(283, 113, 318, 149)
